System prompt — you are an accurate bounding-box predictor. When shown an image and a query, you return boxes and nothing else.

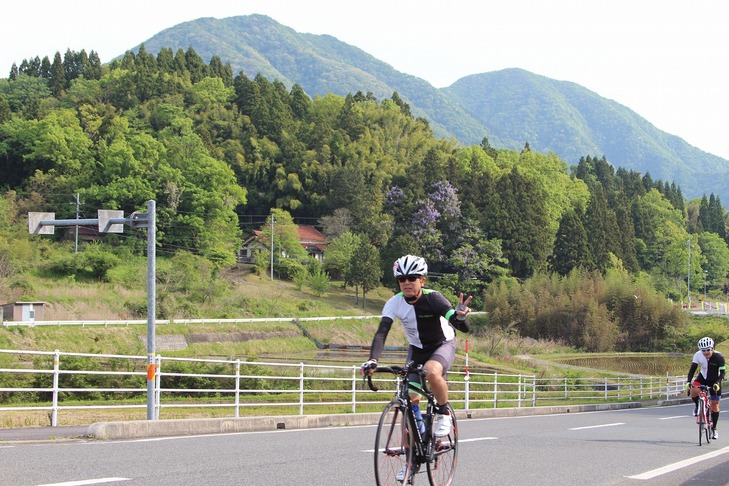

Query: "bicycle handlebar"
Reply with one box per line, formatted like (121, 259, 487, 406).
(363, 362, 430, 394)
(363, 365, 405, 392)
(689, 384, 721, 395)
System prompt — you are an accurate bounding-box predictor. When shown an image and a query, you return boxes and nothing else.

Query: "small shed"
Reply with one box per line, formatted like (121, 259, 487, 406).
(0, 302, 46, 322)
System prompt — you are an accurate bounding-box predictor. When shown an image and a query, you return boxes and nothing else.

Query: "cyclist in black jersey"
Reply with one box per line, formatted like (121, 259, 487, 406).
(687, 336, 726, 439)
(361, 255, 472, 439)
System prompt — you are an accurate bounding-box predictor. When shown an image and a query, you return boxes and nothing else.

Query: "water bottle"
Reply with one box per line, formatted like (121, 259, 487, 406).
(412, 404, 426, 435)
(423, 411, 432, 438)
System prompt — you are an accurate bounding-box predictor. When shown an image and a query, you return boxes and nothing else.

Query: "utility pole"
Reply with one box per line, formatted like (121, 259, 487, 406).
(74, 193, 80, 254)
(270, 214, 275, 280)
(29, 200, 158, 420)
(145, 200, 156, 420)
(687, 237, 692, 307)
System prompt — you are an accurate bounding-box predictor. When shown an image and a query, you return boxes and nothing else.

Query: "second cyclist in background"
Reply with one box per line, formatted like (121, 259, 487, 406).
(687, 336, 726, 439)
(361, 255, 472, 438)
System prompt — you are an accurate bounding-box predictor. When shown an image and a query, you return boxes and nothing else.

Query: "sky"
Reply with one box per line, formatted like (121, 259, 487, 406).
(2, 0, 727, 160)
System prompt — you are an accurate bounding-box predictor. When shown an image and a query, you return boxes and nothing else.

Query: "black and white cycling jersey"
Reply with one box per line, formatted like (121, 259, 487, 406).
(369, 289, 469, 360)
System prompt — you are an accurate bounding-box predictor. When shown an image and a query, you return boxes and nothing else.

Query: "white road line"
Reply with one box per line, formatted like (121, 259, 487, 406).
(627, 446, 729, 480)
(459, 437, 497, 443)
(659, 415, 691, 420)
(569, 422, 625, 430)
(37, 479, 130, 486)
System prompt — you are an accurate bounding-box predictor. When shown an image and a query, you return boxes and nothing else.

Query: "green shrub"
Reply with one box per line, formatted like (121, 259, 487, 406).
(306, 268, 330, 296)
(278, 258, 306, 281)
(293, 268, 308, 290)
(124, 300, 147, 318)
(44, 253, 82, 277)
(82, 243, 122, 280)
(9, 276, 33, 292)
(106, 262, 145, 288)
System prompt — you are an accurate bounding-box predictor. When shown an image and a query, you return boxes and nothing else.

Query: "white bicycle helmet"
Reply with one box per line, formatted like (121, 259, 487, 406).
(698, 336, 715, 350)
(393, 255, 428, 277)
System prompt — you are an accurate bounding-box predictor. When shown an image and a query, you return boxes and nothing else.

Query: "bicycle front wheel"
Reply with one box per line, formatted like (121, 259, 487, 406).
(698, 399, 709, 446)
(427, 403, 458, 486)
(374, 401, 414, 486)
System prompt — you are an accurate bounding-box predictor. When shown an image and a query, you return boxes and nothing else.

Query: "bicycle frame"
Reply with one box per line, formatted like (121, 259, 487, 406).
(692, 384, 714, 446)
(366, 362, 458, 485)
(367, 364, 431, 465)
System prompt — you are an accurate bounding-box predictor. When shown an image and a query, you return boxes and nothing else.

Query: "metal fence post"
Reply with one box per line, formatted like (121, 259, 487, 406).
(493, 372, 498, 408)
(351, 366, 357, 413)
(154, 355, 162, 420)
(464, 371, 470, 410)
(235, 359, 241, 418)
(52, 349, 60, 427)
(299, 363, 305, 416)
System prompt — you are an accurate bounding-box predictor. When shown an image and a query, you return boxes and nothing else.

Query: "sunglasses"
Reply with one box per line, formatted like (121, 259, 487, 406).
(701, 348, 713, 352)
(397, 276, 422, 283)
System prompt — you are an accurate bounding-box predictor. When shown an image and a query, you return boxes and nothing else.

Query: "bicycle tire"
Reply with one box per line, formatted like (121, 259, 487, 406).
(374, 400, 414, 486)
(698, 399, 709, 446)
(426, 403, 458, 486)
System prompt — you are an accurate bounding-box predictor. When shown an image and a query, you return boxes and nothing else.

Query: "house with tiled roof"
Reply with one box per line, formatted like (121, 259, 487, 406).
(238, 225, 327, 263)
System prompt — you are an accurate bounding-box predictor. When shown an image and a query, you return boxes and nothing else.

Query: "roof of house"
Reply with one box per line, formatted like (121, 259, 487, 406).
(296, 225, 327, 248)
(243, 225, 327, 250)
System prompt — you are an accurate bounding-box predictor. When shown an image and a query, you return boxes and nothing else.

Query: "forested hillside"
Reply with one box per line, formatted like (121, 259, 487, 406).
(1, 47, 729, 353)
(129, 14, 729, 202)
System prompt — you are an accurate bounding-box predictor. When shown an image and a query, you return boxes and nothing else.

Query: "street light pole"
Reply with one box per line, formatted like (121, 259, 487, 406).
(704, 270, 708, 300)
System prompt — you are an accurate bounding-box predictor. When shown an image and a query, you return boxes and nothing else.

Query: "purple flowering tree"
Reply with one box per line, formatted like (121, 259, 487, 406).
(428, 181, 461, 232)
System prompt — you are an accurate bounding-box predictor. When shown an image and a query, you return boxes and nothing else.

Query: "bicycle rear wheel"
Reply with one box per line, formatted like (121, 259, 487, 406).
(427, 403, 458, 486)
(375, 401, 414, 486)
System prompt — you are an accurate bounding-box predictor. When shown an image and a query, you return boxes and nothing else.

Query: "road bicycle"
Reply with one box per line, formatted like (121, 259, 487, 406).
(692, 384, 714, 446)
(365, 362, 458, 485)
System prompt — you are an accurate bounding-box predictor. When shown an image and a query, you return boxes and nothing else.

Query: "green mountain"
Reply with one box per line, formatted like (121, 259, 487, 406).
(136, 14, 494, 146)
(443, 69, 729, 201)
(132, 14, 729, 201)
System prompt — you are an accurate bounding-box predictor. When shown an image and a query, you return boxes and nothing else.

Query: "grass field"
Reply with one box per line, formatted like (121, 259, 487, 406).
(1, 266, 706, 428)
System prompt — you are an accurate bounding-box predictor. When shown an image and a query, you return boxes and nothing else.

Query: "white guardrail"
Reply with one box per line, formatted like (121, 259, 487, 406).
(0, 316, 383, 327)
(0, 349, 686, 427)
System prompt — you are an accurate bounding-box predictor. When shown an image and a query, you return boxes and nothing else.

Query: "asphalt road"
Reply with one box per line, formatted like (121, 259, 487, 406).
(2, 403, 729, 485)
